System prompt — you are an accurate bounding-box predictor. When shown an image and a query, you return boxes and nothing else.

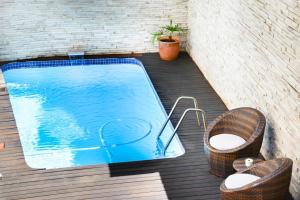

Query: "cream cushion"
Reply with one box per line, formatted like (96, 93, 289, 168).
(225, 173, 261, 189)
(209, 134, 246, 150)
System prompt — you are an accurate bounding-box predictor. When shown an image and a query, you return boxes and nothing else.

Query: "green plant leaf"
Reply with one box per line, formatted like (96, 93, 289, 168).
(151, 30, 163, 45)
(151, 20, 186, 44)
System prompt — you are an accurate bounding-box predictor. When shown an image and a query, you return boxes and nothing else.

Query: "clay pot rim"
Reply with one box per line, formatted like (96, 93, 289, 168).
(159, 37, 180, 44)
(159, 40, 180, 45)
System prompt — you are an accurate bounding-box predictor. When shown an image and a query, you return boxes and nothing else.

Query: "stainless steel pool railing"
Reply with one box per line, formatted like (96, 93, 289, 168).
(156, 96, 207, 155)
(163, 108, 207, 155)
(157, 96, 200, 140)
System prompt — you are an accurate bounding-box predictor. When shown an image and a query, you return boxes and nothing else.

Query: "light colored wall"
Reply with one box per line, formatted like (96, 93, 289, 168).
(1, 0, 299, 197)
(0, 0, 188, 61)
(187, 0, 300, 198)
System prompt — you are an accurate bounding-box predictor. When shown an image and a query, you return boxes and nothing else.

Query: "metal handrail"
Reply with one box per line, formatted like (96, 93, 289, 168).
(156, 96, 201, 141)
(163, 108, 207, 155)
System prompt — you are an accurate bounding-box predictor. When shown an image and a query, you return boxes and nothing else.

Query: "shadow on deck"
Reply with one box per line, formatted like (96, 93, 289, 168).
(108, 53, 227, 199)
(0, 53, 229, 200)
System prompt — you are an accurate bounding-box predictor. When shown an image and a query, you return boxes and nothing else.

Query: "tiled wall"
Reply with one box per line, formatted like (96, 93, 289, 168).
(187, 0, 300, 198)
(0, 0, 188, 61)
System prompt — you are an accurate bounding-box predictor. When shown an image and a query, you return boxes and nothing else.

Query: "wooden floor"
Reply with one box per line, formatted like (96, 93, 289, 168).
(0, 53, 228, 200)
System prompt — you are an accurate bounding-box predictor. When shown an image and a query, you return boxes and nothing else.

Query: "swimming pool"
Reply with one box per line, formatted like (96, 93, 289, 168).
(2, 58, 185, 169)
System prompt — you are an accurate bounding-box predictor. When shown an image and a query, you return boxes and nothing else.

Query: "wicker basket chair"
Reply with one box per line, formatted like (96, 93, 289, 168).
(220, 158, 293, 200)
(204, 107, 266, 177)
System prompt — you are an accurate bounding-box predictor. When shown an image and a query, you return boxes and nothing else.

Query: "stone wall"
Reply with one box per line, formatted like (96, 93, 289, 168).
(0, 0, 188, 61)
(187, 0, 300, 198)
(1, 0, 299, 197)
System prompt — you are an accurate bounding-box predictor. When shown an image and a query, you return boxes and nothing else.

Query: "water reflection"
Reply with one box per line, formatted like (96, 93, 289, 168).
(10, 94, 76, 168)
(4, 63, 185, 169)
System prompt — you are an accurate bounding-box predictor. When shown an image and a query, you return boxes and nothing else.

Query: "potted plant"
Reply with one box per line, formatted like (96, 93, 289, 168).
(152, 20, 186, 61)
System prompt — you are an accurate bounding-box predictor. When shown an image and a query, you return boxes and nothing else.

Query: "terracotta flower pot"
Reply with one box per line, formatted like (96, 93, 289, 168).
(0, 143, 5, 151)
(158, 37, 180, 61)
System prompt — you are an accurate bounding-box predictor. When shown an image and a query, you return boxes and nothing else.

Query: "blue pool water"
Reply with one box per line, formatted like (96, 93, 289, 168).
(3, 59, 185, 169)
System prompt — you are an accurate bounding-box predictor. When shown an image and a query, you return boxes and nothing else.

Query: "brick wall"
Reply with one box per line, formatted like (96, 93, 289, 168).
(0, 0, 188, 61)
(187, 0, 300, 198)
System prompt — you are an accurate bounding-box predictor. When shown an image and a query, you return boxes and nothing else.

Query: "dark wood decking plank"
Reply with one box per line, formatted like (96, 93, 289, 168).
(0, 53, 227, 200)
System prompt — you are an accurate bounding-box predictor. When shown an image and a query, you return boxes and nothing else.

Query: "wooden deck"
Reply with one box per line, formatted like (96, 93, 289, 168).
(0, 53, 227, 200)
